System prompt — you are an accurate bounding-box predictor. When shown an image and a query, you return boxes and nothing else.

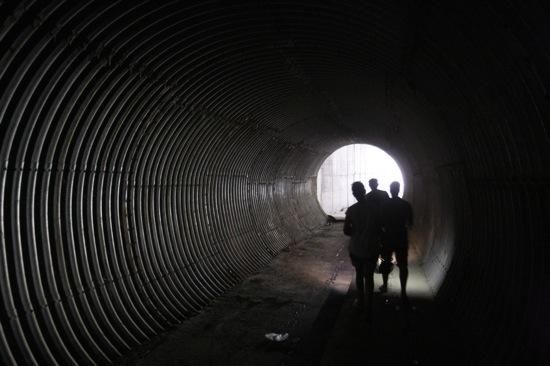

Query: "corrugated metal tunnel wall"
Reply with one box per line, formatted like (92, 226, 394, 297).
(0, 1, 548, 365)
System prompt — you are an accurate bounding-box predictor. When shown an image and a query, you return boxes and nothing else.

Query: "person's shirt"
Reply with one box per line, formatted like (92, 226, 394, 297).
(383, 197, 413, 246)
(343, 198, 380, 258)
(365, 189, 390, 206)
(365, 189, 389, 233)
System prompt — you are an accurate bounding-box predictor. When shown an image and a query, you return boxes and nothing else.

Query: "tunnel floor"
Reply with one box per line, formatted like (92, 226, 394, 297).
(127, 224, 464, 366)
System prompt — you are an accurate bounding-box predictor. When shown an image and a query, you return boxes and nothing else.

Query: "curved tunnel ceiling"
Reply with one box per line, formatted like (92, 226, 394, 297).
(0, 1, 548, 365)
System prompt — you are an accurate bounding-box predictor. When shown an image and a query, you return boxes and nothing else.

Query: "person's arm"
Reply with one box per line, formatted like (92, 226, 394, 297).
(343, 210, 353, 236)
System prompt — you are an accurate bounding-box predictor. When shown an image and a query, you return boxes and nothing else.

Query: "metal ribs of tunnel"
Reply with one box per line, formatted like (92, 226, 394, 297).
(0, 2, 333, 364)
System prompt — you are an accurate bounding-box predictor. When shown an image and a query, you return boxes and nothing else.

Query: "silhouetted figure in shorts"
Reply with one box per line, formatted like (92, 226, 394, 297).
(379, 181, 413, 308)
(344, 182, 381, 317)
(365, 178, 390, 281)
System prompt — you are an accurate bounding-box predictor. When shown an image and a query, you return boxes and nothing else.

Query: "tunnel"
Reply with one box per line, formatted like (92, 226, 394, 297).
(0, 1, 548, 365)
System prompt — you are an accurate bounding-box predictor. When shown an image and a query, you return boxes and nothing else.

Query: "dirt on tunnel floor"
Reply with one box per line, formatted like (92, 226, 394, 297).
(126, 223, 464, 366)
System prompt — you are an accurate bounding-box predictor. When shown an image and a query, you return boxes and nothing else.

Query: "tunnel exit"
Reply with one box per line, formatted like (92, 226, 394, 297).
(316, 144, 404, 219)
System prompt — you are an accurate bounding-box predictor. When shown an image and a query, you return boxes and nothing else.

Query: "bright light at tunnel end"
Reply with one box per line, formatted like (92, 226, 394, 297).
(316, 144, 405, 218)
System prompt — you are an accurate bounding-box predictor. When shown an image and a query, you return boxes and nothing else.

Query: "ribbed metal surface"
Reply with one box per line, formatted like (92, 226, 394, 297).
(0, 1, 549, 365)
(0, 2, 334, 363)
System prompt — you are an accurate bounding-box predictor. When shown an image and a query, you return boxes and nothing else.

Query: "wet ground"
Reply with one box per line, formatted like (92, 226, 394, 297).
(129, 224, 464, 366)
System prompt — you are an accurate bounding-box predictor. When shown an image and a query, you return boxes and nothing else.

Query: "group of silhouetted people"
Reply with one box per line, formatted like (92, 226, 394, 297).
(343, 178, 413, 319)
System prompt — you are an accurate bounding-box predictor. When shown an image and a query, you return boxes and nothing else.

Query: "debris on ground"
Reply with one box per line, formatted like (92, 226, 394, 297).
(265, 333, 289, 342)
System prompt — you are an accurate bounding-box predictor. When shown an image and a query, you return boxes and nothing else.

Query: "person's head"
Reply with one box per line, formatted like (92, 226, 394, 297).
(368, 178, 378, 191)
(351, 181, 366, 201)
(390, 181, 400, 197)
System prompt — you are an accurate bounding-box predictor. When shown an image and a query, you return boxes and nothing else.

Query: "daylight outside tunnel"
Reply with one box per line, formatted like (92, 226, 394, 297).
(0, 1, 549, 365)
(316, 143, 405, 219)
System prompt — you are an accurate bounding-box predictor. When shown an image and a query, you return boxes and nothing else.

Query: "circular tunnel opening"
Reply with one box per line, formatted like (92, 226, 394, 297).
(316, 144, 405, 219)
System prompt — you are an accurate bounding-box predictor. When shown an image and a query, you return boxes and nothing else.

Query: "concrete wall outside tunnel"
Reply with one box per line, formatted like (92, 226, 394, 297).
(0, 1, 548, 365)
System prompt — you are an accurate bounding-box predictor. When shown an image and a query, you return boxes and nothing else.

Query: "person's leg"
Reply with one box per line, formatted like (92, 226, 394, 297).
(395, 246, 409, 306)
(381, 272, 389, 292)
(365, 260, 374, 296)
(352, 256, 366, 306)
(356, 268, 365, 305)
(365, 257, 376, 321)
(379, 246, 392, 292)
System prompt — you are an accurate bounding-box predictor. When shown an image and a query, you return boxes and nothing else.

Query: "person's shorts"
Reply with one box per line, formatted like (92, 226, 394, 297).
(380, 244, 408, 267)
(350, 254, 378, 269)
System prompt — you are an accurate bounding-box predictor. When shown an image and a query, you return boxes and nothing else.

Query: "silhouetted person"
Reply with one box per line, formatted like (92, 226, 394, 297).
(344, 182, 380, 317)
(365, 178, 390, 282)
(379, 181, 413, 308)
(365, 178, 390, 204)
